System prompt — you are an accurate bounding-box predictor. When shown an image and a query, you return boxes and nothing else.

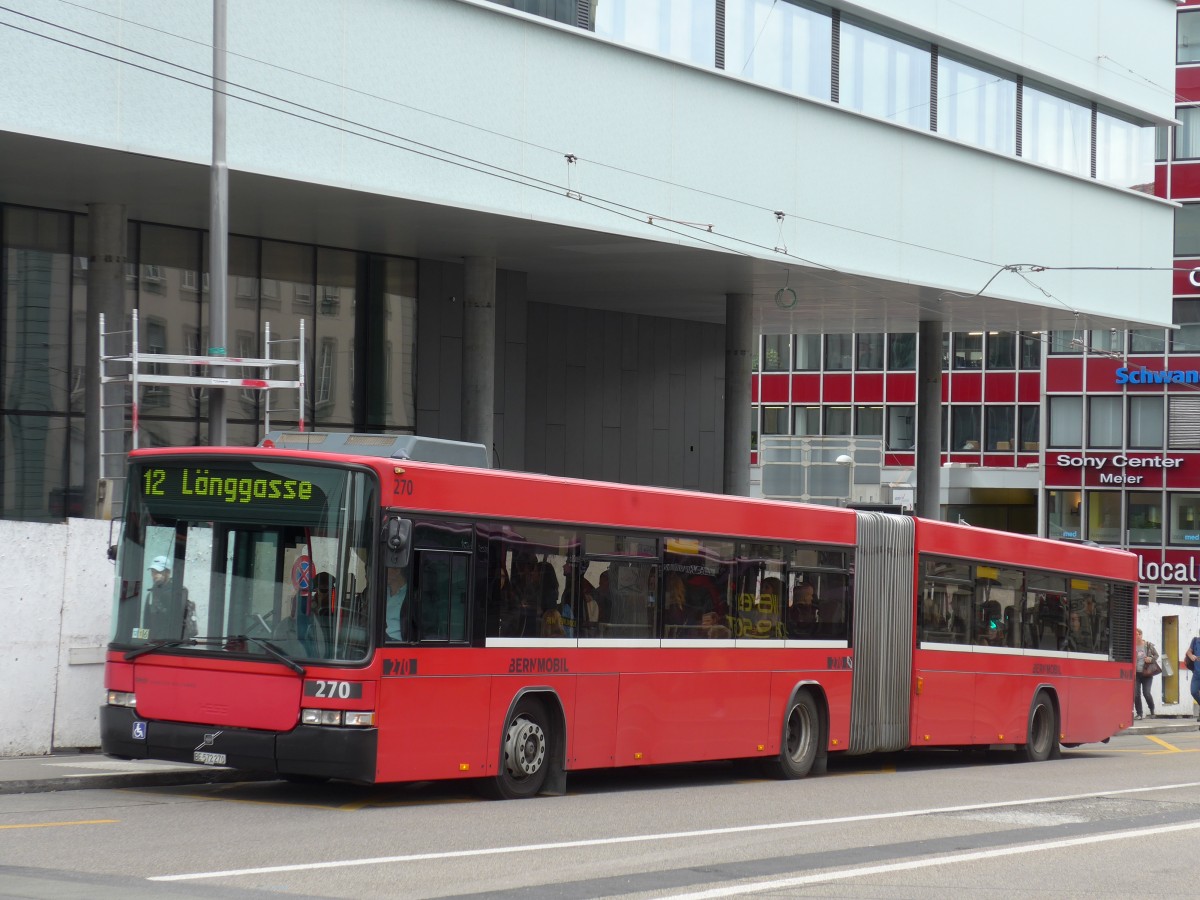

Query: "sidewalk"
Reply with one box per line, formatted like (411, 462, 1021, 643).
(0, 751, 268, 795)
(1, 719, 1195, 795)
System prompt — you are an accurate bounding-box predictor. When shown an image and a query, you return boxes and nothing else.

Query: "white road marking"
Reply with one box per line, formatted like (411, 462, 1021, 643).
(659, 820, 1200, 899)
(149, 779, 1200, 882)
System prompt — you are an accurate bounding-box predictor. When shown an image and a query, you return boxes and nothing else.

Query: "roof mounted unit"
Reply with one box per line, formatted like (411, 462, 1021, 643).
(262, 432, 490, 468)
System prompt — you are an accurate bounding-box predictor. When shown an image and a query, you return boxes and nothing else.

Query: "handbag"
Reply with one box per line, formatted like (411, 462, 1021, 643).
(1143, 659, 1162, 677)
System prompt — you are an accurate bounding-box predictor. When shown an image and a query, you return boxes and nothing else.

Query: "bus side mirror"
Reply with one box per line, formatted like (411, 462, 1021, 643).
(383, 516, 412, 568)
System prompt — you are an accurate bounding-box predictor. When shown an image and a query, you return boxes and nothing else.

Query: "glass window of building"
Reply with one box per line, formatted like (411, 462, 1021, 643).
(1047, 490, 1082, 539)
(1173, 299, 1200, 353)
(985, 332, 1015, 369)
(1022, 83, 1091, 178)
(762, 406, 789, 435)
(1129, 395, 1164, 449)
(751, 406, 758, 452)
(887, 332, 915, 370)
(1019, 332, 1042, 369)
(793, 405, 820, 436)
(1176, 203, 1200, 257)
(886, 406, 915, 450)
(856, 333, 884, 370)
(1177, 107, 1200, 161)
(1049, 331, 1079, 354)
(1156, 123, 1170, 162)
(1170, 494, 1200, 545)
(1088, 396, 1122, 448)
(839, 18, 931, 129)
(825, 334, 852, 370)
(1096, 108, 1154, 192)
(1049, 396, 1083, 447)
(1129, 329, 1164, 353)
(855, 405, 883, 436)
(490, 0, 577, 25)
(951, 406, 981, 451)
(984, 405, 1014, 451)
(762, 334, 790, 371)
(952, 332, 983, 369)
(941, 332, 950, 368)
(1089, 328, 1123, 354)
(592, 0, 716, 67)
(936, 53, 1016, 154)
(794, 333, 821, 370)
(1018, 405, 1039, 451)
(724, 0, 831, 100)
(1086, 491, 1121, 543)
(1127, 492, 1162, 545)
(825, 406, 851, 435)
(1180, 10, 1200, 64)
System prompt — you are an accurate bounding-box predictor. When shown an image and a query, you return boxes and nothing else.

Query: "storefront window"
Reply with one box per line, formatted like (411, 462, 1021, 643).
(1086, 491, 1121, 544)
(1170, 494, 1200, 545)
(1127, 492, 1162, 545)
(1047, 490, 1082, 540)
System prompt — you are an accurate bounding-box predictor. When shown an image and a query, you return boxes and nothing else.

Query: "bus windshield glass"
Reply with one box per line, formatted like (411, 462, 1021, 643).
(111, 458, 377, 664)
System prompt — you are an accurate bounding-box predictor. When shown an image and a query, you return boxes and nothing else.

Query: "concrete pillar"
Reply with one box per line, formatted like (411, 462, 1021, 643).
(83, 203, 128, 517)
(462, 257, 496, 457)
(916, 319, 943, 520)
(723, 293, 753, 496)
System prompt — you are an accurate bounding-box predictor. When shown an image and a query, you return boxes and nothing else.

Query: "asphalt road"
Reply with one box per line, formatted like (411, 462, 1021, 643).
(3, 729, 1200, 899)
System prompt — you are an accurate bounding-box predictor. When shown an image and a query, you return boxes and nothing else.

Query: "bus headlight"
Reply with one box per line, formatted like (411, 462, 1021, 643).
(107, 691, 137, 708)
(301, 709, 377, 727)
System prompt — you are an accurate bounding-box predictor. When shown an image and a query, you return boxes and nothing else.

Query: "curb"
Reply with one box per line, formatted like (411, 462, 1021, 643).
(0, 767, 272, 795)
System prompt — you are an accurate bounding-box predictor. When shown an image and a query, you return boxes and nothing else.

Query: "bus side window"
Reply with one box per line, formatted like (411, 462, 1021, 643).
(415, 551, 469, 642)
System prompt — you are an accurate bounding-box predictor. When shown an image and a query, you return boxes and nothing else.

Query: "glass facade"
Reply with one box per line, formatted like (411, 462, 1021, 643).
(487, 1, 1153, 185)
(0, 203, 418, 522)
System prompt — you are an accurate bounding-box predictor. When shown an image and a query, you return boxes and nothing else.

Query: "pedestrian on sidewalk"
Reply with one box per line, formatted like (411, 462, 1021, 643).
(1186, 634, 1200, 727)
(1135, 628, 1160, 719)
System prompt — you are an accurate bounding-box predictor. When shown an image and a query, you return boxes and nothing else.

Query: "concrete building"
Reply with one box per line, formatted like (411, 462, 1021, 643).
(0, 0, 1178, 752)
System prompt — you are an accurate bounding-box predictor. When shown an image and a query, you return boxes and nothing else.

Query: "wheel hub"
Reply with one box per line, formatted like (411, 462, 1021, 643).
(504, 716, 545, 778)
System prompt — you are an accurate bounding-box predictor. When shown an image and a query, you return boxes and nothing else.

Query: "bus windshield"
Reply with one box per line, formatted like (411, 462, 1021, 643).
(111, 457, 377, 664)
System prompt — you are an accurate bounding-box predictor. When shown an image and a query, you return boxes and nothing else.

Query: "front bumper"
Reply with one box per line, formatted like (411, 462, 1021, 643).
(100, 705, 377, 782)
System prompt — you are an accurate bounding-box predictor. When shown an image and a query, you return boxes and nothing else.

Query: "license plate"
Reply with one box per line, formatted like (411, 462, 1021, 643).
(193, 751, 227, 766)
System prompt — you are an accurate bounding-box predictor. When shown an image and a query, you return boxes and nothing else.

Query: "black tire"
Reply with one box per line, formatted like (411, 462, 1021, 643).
(764, 692, 820, 779)
(486, 698, 551, 800)
(1017, 691, 1057, 762)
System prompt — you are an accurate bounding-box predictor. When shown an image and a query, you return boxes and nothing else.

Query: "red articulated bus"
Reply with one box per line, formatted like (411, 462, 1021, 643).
(101, 434, 1137, 798)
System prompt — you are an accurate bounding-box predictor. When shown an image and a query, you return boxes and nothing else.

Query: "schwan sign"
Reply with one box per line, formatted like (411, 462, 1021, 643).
(1116, 367, 1200, 385)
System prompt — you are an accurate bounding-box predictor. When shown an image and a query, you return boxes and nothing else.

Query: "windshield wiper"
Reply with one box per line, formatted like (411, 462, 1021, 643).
(228, 635, 306, 676)
(124, 637, 223, 661)
(125, 635, 305, 676)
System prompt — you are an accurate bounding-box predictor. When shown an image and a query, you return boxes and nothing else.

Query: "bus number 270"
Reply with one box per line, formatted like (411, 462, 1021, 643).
(393, 478, 414, 496)
(304, 680, 363, 699)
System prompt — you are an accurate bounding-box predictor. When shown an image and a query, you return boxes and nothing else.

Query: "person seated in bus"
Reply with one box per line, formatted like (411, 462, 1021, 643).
(663, 572, 699, 636)
(384, 565, 408, 641)
(974, 599, 1003, 646)
(945, 597, 970, 643)
(577, 578, 601, 637)
(1060, 611, 1087, 652)
(787, 582, 819, 638)
(541, 606, 566, 637)
(686, 574, 728, 637)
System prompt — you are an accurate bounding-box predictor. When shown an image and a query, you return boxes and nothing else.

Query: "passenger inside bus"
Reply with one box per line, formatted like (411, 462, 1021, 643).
(663, 572, 698, 634)
(787, 582, 819, 638)
(384, 566, 408, 641)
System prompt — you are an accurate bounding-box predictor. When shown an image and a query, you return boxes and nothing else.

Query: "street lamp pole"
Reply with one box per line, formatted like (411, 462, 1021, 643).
(208, 0, 229, 445)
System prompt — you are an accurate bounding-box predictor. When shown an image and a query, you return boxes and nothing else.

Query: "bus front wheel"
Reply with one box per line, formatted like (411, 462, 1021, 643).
(765, 692, 820, 779)
(1017, 691, 1058, 763)
(489, 698, 550, 800)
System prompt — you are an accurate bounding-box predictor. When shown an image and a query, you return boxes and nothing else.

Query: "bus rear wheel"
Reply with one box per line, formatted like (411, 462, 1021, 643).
(765, 692, 820, 779)
(1017, 691, 1058, 763)
(488, 698, 550, 800)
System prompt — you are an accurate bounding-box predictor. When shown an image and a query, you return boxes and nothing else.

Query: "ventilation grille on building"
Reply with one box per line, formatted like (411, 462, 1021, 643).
(714, 0, 725, 69)
(1169, 395, 1200, 448)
